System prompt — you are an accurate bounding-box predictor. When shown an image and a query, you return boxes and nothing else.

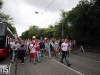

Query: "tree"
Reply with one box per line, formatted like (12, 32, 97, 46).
(0, 12, 13, 23)
(21, 0, 100, 45)
(0, 0, 3, 9)
(0, 0, 17, 34)
(21, 30, 29, 39)
(0, 12, 17, 34)
(55, 10, 69, 39)
(28, 25, 39, 39)
(67, 0, 100, 44)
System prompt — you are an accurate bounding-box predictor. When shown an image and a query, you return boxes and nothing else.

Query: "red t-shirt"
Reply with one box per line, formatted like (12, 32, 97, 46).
(35, 43, 39, 51)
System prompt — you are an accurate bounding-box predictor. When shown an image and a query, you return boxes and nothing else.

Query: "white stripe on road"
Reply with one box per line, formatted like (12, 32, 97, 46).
(9, 62, 11, 69)
(52, 59, 84, 75)
(44, 55, 84, 75)
(9, 62, 12, 75)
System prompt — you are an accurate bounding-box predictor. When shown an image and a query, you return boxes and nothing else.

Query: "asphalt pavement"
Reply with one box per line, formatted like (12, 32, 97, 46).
(0, 51, 100, 75)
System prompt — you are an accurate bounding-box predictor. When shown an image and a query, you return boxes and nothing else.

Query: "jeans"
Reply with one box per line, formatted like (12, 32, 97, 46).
(40, 49, 44, 55)
(36, 51, 41, 61)
(12, 50, 18, 58)
(60, 51, 70, 65)
(47, 49, 51, 57)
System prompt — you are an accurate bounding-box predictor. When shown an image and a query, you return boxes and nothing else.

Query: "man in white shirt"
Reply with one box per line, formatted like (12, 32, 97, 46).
(45, 39, 51, 59)
(10, 39, 15, 59)
(60, 39, 71, 67)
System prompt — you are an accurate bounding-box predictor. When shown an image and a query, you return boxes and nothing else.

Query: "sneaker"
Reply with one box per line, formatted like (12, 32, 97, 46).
(29, 60, 31, 62)
(68, 64, 71, 67)
(11, 60, 14, 63)
(38, 60, 40, 62)
(34, 63, 36, 65)
(41, 55, 43, 57)
(60, 52, 62, 55)
(22, 63, 24, 65)
(11, 61, 14, 64)
(60, 61, 64, 63)
(16, 58, 18, 61)
(20, 60, 22, 63)
(49, 57, 51, 59)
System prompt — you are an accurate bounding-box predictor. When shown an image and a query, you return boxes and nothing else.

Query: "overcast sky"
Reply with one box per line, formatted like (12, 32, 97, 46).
(1, 0, 80, 36)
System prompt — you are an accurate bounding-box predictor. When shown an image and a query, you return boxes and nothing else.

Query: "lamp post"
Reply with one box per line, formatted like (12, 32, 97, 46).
(60, 22, 63, 39)
(62, 22, 63, 39)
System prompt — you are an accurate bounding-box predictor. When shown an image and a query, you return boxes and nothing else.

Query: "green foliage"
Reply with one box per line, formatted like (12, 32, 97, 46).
(21, 0, 100, 45)
(0, 12, 17, 34)
(6, 22, 17, 34)
(0, 0, 17, 35)
(0, 12, 13, 23)
(67, 0, 100, 44)
(0, 0, 3, 9)
(21, 30, 29, 39)
(28, 25, 39, 38)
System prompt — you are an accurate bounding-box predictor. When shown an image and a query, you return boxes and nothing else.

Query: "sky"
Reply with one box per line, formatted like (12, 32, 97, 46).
(1, 0, 80, 36)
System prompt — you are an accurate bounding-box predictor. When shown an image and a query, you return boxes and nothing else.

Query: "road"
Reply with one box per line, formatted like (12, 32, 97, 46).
(0, 51, 100, 75)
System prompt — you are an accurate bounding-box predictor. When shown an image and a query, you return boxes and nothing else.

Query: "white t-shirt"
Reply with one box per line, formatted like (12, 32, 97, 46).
(61, 42, 68, 51)
(54, 42, 59, 48)
(10, 42, 15, 45)
(11, 43, 20, 51)
(29, 44, 36, 53)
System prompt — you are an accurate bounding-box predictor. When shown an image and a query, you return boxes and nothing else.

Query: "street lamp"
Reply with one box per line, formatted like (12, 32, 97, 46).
(35, 11, 43, 14)
(35, 12, 39, 14)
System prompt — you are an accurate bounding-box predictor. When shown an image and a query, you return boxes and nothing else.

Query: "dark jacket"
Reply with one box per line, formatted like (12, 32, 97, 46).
(39, 42, 45, 49)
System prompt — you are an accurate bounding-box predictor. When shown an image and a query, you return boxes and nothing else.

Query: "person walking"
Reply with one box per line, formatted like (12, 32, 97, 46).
(54, 39, 59, 58)
(45, 39, 51, 59)
(39, 39, 45, 57)
(19, 43, 26, 64)
(29, 40, 36, 64)
(11, 40, 20, 63)
(10, 39, 15, 59)
(60, 39, 71, 67)
(59, 39, 64, 55)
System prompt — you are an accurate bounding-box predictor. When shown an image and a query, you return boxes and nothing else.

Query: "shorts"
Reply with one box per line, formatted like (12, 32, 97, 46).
(30, 53, 36, 58)
(12, 50, 18, 57)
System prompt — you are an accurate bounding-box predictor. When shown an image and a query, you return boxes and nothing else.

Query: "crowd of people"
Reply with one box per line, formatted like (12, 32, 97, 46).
(9, 37, 77, 67)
